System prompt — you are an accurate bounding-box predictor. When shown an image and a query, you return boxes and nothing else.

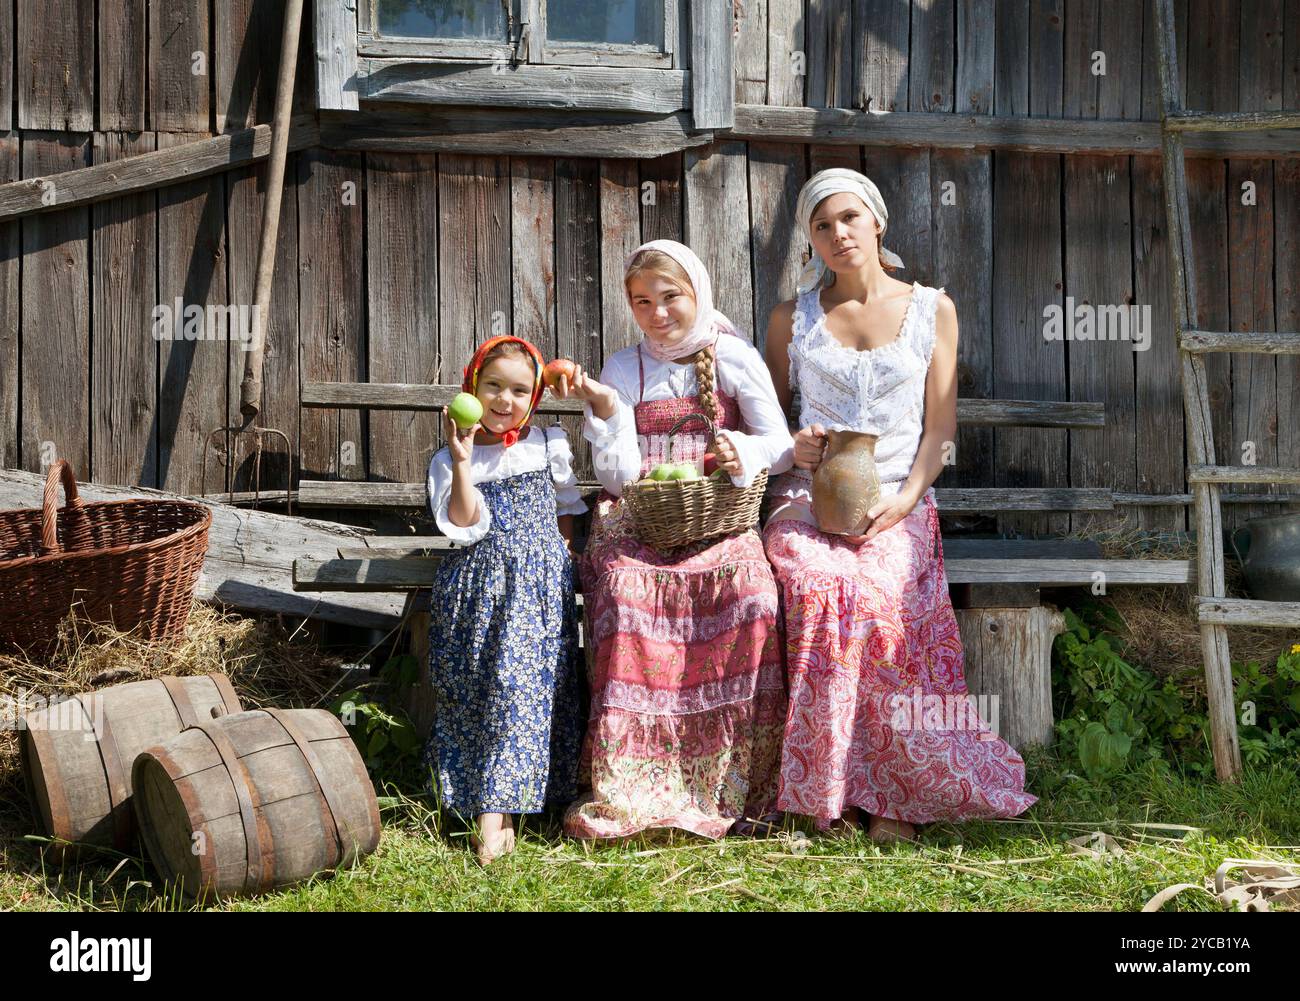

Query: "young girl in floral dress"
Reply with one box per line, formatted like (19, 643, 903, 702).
(422, 336, 587, 865)
(552, 240, 794, 840)
(763, 169, 1036, 843)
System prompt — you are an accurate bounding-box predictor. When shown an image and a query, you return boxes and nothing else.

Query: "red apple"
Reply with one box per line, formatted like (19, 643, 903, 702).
(542, 358, 577, 392)
(702, 453, 718, 476)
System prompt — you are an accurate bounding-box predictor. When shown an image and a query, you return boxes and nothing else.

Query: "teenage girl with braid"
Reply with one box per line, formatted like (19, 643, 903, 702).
(549, 240, 795, 839)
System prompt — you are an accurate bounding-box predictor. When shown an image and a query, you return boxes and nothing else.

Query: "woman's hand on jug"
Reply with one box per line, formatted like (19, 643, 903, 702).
(793, 424, 828, 472)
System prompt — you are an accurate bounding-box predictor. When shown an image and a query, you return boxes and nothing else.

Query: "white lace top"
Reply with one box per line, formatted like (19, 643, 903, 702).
(773, 281, 945, 504)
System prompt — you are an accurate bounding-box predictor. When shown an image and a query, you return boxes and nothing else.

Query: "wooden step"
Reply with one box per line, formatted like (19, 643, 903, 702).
(297, 479, 1116, 513)
(1180, 330, 1300, 354)
(1197, 598, 1300, 628)
(1187, 465, 1300, 485)
(294, 556, 1192, 592)
(1165, 110, 1300, 133)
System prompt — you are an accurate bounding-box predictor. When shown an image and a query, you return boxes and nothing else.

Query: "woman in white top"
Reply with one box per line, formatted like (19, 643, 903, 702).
(763, 169, 1035, 843)
(553, 239, 794, 840)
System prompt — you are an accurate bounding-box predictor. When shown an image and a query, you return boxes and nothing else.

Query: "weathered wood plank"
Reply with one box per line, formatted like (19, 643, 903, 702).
(215, 0, 281, 131)
(555, 157, 601, 480)
(1065, 154, 1138, 532)
(17, 0, 93, 131)
(747, 143, 807, 354)
(156, 132, 230, 496)
(725, 105, 1300, 157)
(805, 0, 852, 109)
(690, 0, 733, 127)
(318, 107, 710, 159)
(1062, 0, 1100, 119)
(598, 159, 643, 356)
(639, 151, 683, 242)
(1188, 464, 1300, 484)
(1132, 154, 1186, 532)
(439, 154, 512, 376)
(91, 131, 157, 487)
(0, 469, 404, 628)
(297, 149, 367, 483)
(0, 136, 17, 469)
(1180, 330, 1300, 353)
(150, 0, 211, 132)
(0, 0, 12, 130)
(98, 0, 146, 131)
(909, 0, 955, 112)
(0, 119, 319, 224)
(1029, 0, 1064, 117)
(510, 157, 557, 350)
(1187, 158, 1232, 468)
(854, 0, 910, 113)
(302, 382, 584, 414)
(862, 147, 932, 286)
(684, 142, 755, 340)
(932, 150, 992, 495)
(315, 0, 360, 111)
(1198, 597, 1300, 628)
(1277, 157, 1300, 484)
(1143, 0, 1188, 122)
(300, 382, 1103, 427)
(766, 0, 804, 107)
(365, 152, 439, 484)
(993, 0, 1029, 117)
(21, 133, 91, 477)
(226, 154, 300, 492)
(360, 59, 690, 114)
(297, 479, 1115, 513)
(956, 0, 994, 114)
(1096, 0, 1143, 120)
(733, 0, 767, 104)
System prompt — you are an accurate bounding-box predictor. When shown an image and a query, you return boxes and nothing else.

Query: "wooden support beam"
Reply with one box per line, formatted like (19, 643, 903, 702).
(1179, 329, 1300, 354)
(690, 0, 734, 129)
(0, 117, 320, 224)
(358, 59, 689, 114)
(1165, 110, 1300, 132)
(727, 105, 1300, 159)
(319, 107, 711, 158)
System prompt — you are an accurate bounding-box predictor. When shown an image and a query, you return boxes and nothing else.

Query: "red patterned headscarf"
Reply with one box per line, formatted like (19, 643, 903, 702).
(460, 336, 545, 448)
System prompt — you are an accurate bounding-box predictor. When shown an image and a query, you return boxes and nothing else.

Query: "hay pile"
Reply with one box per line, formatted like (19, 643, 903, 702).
(1073, 525, 1300, 678)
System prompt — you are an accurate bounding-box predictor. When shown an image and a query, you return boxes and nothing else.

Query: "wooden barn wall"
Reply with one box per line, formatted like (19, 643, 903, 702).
(0, 0, 1296, 537)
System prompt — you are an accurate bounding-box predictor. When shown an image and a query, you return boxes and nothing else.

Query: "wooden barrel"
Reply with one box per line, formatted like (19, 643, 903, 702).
(20, 673, 242, 856)
(132, 708, 381, 900)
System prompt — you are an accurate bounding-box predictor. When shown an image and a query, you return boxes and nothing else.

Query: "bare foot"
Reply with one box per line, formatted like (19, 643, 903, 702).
(868, 815, 917, 845)
(815, 808, 862, 838)
(472, 812, 516, 867)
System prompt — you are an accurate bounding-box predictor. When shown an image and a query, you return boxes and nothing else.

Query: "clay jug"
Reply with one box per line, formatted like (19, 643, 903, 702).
(811, 430, 881, 535)
(1232, 513, 1300, 601)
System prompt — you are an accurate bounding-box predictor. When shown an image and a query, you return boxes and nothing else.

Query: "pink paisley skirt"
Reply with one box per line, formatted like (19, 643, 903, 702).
(761, 493, 1037, 824)
(563, 499, 788, 840)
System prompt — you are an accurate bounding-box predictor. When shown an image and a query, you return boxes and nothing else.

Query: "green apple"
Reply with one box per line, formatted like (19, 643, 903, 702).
(668, 463, 699, 481)
(448, 392, 484, 430)
(649, 463, 674, 481)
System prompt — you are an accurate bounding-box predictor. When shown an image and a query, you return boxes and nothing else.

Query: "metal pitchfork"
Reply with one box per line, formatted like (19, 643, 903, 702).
(202, 0, 303, 514)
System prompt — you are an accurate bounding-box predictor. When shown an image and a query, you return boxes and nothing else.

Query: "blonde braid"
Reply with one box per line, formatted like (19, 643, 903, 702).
(692, 345, 722, 430)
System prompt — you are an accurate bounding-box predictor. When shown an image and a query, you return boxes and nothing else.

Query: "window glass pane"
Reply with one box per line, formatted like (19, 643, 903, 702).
(547, 0, 665, 47)
(376, 0, 517, 40)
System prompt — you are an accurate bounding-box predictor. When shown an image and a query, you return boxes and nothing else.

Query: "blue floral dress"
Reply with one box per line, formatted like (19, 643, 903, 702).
(421, 441, 584, 816)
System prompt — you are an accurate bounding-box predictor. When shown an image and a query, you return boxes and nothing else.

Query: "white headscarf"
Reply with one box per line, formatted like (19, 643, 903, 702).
(624, 239, 742, 363)
(795, 168, 905, 294)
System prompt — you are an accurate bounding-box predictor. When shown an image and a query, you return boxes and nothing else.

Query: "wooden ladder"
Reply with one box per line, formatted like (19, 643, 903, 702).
(1153, 0, 1300, 781)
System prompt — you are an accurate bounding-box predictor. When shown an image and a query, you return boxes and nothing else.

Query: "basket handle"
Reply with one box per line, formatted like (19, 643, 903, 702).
(666, 412, 717, 440)
(40, 460, 82, 555)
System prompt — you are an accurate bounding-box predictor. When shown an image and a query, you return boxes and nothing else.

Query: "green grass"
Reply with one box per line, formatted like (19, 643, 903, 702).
(3, 751, 1298, 912)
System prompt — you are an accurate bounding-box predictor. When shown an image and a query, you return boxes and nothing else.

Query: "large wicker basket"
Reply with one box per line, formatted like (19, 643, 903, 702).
(0, 461, 211, 656)
(622, 413, 768, 551)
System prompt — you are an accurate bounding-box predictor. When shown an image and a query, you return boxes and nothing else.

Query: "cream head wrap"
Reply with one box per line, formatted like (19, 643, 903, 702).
(795, 168, 905, 294)
(624, 239, 742, 363)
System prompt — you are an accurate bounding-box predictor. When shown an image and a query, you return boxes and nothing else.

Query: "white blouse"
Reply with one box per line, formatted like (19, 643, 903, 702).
(583, 334, 795, 497)
(426, 424, 587, 545)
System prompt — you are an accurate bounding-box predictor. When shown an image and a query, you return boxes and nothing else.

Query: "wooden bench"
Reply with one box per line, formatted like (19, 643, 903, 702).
(293, 382, 1193, 747)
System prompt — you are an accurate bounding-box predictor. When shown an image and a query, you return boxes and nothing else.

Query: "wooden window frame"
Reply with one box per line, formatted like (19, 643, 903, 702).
(315, 0, 731, 129)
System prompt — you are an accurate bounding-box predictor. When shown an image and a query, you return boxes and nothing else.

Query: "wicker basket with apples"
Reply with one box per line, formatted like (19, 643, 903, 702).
(622, 412, 768, 551)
